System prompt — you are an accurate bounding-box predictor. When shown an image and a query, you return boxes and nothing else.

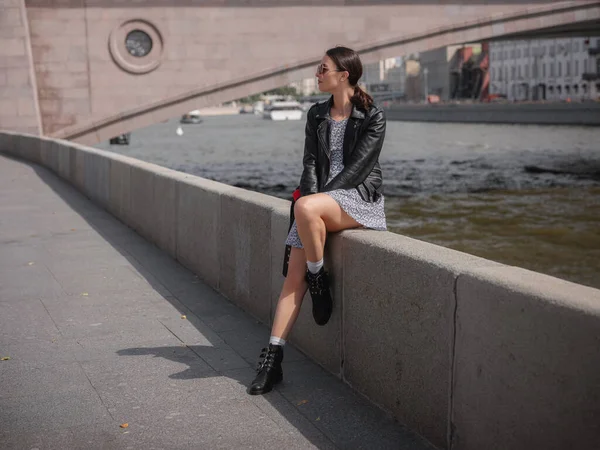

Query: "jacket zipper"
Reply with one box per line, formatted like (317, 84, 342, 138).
(317, 120, 330, 160)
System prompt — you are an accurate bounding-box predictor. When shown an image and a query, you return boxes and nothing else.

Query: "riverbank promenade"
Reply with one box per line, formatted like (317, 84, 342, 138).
(0, 154, 435, 449)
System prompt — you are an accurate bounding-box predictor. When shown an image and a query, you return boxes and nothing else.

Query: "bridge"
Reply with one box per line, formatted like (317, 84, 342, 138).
(1, 1, 600, 144)
(2, 132, 600, 450)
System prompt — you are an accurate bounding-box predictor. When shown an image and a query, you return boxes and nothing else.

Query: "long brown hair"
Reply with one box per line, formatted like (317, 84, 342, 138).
(325, 46, 374, 110)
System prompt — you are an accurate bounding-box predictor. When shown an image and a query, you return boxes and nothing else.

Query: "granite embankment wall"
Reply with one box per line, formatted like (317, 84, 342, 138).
(1, 131, 599, 450)
(384, 102, 600, 126)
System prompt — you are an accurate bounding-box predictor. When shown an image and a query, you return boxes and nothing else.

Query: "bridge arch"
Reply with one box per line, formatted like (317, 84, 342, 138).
(20, 1, 600, 143)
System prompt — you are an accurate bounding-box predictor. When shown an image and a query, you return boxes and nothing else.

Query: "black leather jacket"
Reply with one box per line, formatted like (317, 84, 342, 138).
(299, 96, 386, 202)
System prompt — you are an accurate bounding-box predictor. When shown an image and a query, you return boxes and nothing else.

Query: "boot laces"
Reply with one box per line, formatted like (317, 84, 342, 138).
(308, 271, 326, 296)
(256, 347, 278, 372)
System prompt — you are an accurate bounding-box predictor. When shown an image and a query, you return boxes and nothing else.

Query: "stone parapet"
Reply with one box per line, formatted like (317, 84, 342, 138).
(1, 131, 599, 450)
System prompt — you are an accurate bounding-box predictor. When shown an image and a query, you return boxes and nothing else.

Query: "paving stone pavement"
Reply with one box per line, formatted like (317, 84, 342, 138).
(0, 154, 437, 450)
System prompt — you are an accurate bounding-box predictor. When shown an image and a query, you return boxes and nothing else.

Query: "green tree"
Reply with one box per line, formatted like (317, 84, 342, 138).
(234, 85, 300, 104)
(263, 86, 300, 99)
(236, 93, 262, 104)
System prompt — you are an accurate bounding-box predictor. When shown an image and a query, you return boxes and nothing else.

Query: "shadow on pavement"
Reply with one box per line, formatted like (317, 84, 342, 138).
(6, 154, 435, 450)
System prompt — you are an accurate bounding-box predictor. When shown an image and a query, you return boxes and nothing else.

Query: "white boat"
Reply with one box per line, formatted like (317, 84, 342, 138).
(180, 110, 203, 124)
(263, 101, 303, 121)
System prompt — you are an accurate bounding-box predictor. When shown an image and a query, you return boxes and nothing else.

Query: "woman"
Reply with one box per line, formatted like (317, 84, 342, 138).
(248, 46, 387, 395)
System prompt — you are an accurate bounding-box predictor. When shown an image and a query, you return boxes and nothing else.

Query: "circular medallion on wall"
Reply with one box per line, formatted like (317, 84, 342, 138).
(109, 20, 163, 74)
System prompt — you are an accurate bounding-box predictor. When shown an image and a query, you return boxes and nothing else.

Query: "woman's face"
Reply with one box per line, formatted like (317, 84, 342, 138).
(316, 55, 346, 93)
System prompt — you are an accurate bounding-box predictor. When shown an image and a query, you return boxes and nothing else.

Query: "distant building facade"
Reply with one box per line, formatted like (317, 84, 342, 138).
(419, 46, 458, 100)
(418, 44, 487, 102)
(363, 57, 404, 96)
(403, 59, 422, 102)
(289, 77, 318, 96)
(489, 37, 600, 101)
(384, 63, 406, 94)
(291, 37, 600, 103)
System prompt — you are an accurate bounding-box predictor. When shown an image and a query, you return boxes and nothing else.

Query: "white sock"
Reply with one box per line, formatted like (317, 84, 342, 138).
(269, 336, 286, 347)
(307, 258, 324, 274)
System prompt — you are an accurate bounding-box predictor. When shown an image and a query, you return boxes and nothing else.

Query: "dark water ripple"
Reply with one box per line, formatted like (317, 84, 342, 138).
(98, 115, 600, 199)
(168, 145, 600, 199)
(97, 115, 600, 289)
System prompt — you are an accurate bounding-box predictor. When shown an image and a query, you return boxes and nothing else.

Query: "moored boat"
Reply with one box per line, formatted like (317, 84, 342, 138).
(263, 101, 303, 121)
(180, 110, 203, 124)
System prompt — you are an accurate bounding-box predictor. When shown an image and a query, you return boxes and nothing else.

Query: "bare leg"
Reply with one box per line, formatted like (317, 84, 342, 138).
(271, 194, 361, 339)
(248, 196, 362, 394)
(270, 247, 308, 340)
(294, 193, 361, 262)
(248, 251, 306, 395)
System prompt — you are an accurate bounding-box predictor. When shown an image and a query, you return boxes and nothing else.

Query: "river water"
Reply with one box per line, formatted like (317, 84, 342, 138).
(96, 114, 600, 289)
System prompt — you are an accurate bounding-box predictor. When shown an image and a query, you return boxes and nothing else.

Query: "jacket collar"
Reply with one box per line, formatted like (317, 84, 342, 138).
(314, 95, 366, 120)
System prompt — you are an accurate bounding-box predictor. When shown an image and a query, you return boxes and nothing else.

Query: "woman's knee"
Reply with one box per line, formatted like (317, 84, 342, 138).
(294, 196, 316, 221)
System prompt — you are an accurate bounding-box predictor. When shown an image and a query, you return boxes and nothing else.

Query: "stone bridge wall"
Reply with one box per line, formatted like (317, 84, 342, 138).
(0, 0, 41, 135)
(1, 132, 599, 450)
(3, 1, 599, 143)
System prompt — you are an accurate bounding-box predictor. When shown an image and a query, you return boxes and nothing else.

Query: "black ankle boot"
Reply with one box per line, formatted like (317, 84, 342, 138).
(247, 344, 284, 395)
(306, 267, 333, 326)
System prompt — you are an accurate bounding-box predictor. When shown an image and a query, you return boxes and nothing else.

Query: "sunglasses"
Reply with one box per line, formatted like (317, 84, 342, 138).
(316, 64, 341, 75)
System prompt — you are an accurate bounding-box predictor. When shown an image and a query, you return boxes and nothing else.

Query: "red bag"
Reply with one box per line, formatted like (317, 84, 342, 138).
(292, 188, 301, 202)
